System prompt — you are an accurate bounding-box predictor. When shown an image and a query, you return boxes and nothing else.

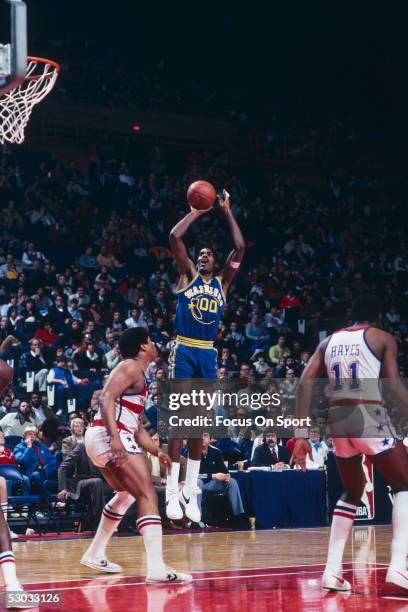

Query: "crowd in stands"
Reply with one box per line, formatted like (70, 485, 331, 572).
(0, 128, 407, 530)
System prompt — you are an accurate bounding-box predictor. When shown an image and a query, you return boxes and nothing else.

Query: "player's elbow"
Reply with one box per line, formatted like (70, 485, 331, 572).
(169, 229, 180, 242)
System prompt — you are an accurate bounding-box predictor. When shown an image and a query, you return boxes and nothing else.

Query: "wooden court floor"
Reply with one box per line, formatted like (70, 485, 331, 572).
(1, 525, 407, 611)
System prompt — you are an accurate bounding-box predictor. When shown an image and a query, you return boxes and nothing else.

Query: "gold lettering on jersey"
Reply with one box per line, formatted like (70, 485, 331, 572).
(185, 285, 223, 307)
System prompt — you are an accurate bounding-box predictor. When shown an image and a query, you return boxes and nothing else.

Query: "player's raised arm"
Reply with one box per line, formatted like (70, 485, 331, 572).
(169, 208, 209, 281)
(218, 189, 245, 293)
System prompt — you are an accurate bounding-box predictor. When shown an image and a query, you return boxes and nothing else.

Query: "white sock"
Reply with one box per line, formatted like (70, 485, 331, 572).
(185, 458, 201, 491)
(325, 500, 358, 575)
(166, 462, 180, 494)
(390, 491, 408, 571)
(0, 551, 21, 590)
(85, 491, 135, 559)
(136, 515, 166, 574)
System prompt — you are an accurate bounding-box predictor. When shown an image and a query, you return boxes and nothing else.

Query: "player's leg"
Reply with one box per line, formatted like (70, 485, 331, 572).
(369, 441, 408, 589)
(0, 510, 21, 593)
(0, 360, 24, 601)
(0, 476, 16, 541)
(105, 453, 191, 583)
(81, 429, 136, 572)
(179, 348, 217, 522)
(166, 343, 194, 520)
(322, 451, 366, 591)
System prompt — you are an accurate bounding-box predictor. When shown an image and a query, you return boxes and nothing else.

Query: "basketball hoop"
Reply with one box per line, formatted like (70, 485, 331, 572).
(0, 56, 59, 144)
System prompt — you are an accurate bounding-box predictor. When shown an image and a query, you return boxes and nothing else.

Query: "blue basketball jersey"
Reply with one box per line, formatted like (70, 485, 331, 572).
(175, 274, 225, 343)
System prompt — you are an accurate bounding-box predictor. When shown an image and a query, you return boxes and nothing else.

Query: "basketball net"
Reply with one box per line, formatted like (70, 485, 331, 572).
(0, 56, 59, 144)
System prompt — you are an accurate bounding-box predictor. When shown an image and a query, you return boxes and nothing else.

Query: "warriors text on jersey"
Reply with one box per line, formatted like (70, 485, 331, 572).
(175, 274, 225, 344)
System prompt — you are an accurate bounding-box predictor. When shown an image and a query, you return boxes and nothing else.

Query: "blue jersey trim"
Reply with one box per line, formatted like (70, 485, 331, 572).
(363, 328, 382, 363)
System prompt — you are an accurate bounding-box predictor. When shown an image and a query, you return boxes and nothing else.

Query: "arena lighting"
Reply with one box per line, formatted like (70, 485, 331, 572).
(131, 123, 141, 132)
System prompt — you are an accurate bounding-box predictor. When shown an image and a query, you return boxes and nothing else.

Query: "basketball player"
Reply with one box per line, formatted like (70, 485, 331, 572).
(83, 328, 191, 583)
(296, 294, 408, 591)
(0, 360, 27, 607)
(166, 189, 245, 522)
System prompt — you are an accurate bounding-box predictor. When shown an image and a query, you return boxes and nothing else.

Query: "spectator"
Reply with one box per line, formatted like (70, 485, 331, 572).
(13, 426, 58, 500)
(61, 417, 86, 458)
(47, 355, 93, 415)
(98, 330, 115, 354)
(58, 442, 113, 529)
(196, 433, 246, 526)
(0, 400, 40, 437)
(252, 430, 290, 468)
(73, 341, 104, 373)
(245, 315, 270, 354)
(67, 299, 83, 322)
(218, 347, 238, 374)
(0, 432, 17, 466)
(29, 393, 58, 424)
(252, 351, 270, 376)
(69, 286, 91, 307)
(0, 395, 13, 418)
(0, 254, 22, 282)
(18, 339, 50, 391)
(104, 343, 121, 371)
(269, 335, 291, 366)
(125, 307, 148, 330)
(96, 246, 122, 270)
(33, 321, 58, 349)
(22, 243, 48, 271)
(79, 246, 99, 271)
(306, 425, 329, 470)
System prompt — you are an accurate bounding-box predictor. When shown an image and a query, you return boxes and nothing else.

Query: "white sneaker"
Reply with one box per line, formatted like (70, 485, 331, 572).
(385, 567, 408, 590)
(9, 530, 18, 540)
(322, 572, 351, 591)
(80, 555, 122, 573)
(179, 486, 201, 523)
(146, 566, 192, 584)
(166, 488, 183, 520)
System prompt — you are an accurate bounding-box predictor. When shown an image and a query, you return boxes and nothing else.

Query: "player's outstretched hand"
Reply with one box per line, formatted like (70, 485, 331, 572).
(289, 438, 313, 472)
(158, 450, 172, 473)
(217, 188, 231, 213)
(110, 436, 128, 468)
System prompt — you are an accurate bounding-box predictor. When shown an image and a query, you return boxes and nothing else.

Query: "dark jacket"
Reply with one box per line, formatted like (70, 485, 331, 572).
(199, 445, 228, 484)
(61, 434, 83, 459)
(18, 351, 49, 375)
(58, 442, 102, 497)
(252, 442, 290, 467)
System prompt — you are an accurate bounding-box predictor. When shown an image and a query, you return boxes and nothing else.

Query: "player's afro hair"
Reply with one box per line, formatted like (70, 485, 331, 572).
(119, 327, 149, 359)
(351, 293, 382, 323)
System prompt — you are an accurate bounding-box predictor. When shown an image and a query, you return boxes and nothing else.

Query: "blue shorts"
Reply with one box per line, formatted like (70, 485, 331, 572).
(169, 342, 218, 379)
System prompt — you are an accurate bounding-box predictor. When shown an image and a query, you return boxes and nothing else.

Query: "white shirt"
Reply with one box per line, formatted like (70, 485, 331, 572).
(306, 440, 329, 469)
(125, 316, 148, 329)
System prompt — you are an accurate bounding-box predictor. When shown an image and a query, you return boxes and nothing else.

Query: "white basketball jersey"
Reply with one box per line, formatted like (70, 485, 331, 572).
(324, 326, 381, 402)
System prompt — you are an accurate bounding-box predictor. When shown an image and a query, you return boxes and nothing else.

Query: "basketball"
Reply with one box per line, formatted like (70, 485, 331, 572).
(187, 180, 217, 210)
